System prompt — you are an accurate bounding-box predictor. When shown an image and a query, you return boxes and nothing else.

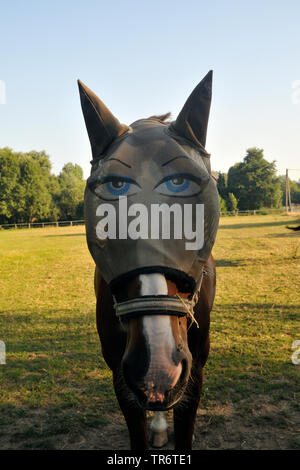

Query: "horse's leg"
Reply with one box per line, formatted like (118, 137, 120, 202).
(150, 412, 168, 448)
(113, 370, 149, 451)
(173, 365, 202, 450)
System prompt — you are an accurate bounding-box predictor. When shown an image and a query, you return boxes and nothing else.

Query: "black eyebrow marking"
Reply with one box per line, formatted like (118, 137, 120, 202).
(154, 172, 205, 189)
(89, 174, 140, 189)
(99, 175, 141, 187)
(104, 158, 132, 168)
(162, 156, 189, 167)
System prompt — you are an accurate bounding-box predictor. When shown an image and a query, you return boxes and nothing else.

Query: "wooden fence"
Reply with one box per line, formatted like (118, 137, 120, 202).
(0, 220, 85, 229)
(0, 208, 290, 230)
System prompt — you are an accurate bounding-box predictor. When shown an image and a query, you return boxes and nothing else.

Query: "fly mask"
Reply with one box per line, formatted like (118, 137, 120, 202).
(78, 71, 220, 319)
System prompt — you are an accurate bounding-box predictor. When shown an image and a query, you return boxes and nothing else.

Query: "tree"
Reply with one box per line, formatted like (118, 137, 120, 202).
(18, 153, 53, 222)
(219, 196, 227, 213)
(227, 192, 238, 212)
(0, 148, 55, 223)
(217, 172, 227, 199)
(227, 148, 281, 210)
(56, 163, 85, 220)
(0, 148, 85, 224)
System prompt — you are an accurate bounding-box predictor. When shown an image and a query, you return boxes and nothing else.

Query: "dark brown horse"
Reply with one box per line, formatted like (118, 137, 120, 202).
(78, 71, 219, 450)
(94, 260, 216, 450)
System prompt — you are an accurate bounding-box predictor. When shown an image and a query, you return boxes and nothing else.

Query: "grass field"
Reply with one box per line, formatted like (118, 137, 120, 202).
(0, 213, 299, 449)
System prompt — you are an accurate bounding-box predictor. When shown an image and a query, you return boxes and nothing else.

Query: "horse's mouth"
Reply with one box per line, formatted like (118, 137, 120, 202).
(134, 359, 189, 411)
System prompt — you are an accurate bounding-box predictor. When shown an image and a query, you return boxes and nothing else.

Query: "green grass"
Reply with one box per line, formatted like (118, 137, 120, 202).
(0, 213, 299, 449)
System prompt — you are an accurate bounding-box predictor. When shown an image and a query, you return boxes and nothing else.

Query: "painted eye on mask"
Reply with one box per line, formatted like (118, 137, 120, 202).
(155, 172, 205, 197)
(89, 174, 141, 200)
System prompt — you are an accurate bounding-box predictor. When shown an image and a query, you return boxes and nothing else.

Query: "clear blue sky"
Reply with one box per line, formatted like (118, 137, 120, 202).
(1, 0, 300, 179)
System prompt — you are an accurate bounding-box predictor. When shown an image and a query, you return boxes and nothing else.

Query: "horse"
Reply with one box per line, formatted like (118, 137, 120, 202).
(78, 71, 220, 450)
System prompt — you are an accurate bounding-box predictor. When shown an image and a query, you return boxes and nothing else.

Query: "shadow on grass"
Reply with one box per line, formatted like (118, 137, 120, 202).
(1, 343, 299, 449)
(215, 259, 243, 267)
(0, 400, 113, 450)
(267, 232, 300, 238)
(44, 233, 85, 238)
(214, 256, 299, 266)
(0, 300, 299, 449)
(212, 302, 300, 318)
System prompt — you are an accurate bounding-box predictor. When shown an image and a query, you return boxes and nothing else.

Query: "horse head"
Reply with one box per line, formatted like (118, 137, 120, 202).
(78, 72, 219, 412)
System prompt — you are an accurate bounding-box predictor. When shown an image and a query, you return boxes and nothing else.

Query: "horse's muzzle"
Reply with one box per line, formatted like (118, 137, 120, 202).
(140, 358, 190, 411)
(121, 314, 192, 411)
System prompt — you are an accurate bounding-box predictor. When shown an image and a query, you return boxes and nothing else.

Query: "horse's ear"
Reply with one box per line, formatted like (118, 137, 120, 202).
(78, 80, 129, 160)
(172, 70, 212, 149)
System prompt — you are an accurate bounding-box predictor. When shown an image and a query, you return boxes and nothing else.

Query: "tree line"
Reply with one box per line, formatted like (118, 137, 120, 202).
(0, 148, 85, 224)
(1, 146, 299, 224)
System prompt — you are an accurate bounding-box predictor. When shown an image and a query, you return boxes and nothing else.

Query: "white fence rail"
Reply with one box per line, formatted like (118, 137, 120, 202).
(0, 208, 294, 230)
(0, 220, 85, 229)
(220, 208, 287, 216)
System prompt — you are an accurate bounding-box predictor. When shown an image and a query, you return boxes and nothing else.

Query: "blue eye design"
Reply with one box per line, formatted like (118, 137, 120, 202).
(155, 172, 203, 197)
(165, 175, 190, 193)
(89, 174, 140, 200)
(106, 180, 131, 196)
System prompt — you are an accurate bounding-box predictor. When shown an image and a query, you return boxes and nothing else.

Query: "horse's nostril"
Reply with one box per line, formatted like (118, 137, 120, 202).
(144, 389, 165, 403)
(166, 361, 182, 390)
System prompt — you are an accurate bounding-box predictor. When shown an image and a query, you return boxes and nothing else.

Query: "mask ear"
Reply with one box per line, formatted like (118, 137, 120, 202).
(172, 70, 212, 149)
(78, 80, 129, 160)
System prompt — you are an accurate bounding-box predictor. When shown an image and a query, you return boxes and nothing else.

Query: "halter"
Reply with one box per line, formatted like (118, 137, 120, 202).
(113, 271, 203, 327)
(114, 295, 193, 318)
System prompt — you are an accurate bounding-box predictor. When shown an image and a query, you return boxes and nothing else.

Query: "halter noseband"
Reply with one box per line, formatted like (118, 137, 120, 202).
(114, 295, 193, 318)
(113, 271, 203, 328)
